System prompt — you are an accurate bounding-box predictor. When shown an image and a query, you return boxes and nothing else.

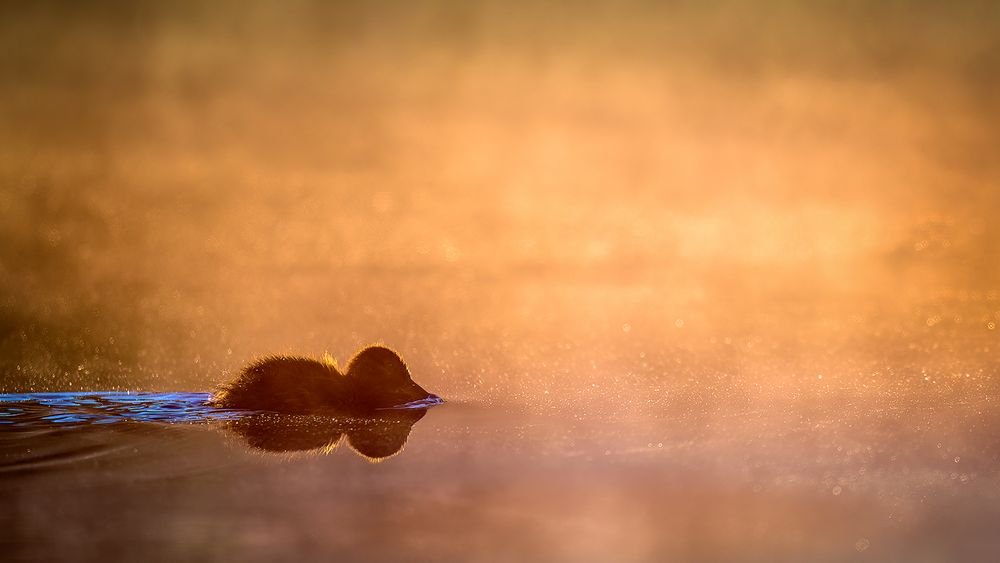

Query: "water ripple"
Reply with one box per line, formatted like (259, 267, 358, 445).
(0, 392, 248, 426)
(0, 393, 252, 477)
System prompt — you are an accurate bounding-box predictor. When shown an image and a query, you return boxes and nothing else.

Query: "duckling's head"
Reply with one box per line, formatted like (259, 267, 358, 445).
(345, 345, 440, 409)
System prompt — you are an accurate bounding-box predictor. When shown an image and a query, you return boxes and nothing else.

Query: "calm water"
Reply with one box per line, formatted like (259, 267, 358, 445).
(3, 352, 1000, 562)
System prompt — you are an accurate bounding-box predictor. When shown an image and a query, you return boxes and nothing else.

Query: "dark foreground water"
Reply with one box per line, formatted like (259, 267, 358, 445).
(3, 382, 1000, 562)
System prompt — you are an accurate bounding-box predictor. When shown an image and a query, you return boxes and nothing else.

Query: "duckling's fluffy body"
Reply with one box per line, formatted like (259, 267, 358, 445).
(210, 346, 436, 414)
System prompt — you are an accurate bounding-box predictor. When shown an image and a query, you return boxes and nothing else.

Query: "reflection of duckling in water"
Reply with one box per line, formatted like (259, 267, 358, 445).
(210, 345, 441, 414)
(224, 409, 427, 462)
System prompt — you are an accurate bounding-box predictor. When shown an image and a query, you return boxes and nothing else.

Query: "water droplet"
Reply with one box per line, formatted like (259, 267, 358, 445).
(855, 538, 870, 552)
(443, 244, 461, 262)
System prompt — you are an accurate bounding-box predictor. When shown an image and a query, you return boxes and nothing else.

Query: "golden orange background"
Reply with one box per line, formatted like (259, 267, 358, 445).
(2, 3, 999, 560)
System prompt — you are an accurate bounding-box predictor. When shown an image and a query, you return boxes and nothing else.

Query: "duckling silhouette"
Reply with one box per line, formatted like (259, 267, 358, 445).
(223, 409, 427, 461)
(210, 345, 441, 414)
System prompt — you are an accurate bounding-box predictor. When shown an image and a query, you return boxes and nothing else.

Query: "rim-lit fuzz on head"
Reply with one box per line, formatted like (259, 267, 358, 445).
(210, 345, 436, 414)
(344, 346, 432, 409)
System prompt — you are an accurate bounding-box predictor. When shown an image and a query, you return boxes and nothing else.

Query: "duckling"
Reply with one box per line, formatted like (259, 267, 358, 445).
(210, 345, 441, 414)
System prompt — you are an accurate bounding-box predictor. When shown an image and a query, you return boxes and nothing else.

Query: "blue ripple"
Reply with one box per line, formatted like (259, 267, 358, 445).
(0, 392, 249, 427)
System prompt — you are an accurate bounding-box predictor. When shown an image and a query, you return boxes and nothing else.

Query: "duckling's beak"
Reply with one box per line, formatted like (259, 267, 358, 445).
(379, 394, 444, 410)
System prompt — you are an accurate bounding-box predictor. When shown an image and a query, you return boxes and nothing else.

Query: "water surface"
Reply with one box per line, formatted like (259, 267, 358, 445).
(3, 367, 999, 562)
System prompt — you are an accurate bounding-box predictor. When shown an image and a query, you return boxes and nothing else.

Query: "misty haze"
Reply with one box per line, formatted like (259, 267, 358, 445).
(2, 2, 999, 561)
